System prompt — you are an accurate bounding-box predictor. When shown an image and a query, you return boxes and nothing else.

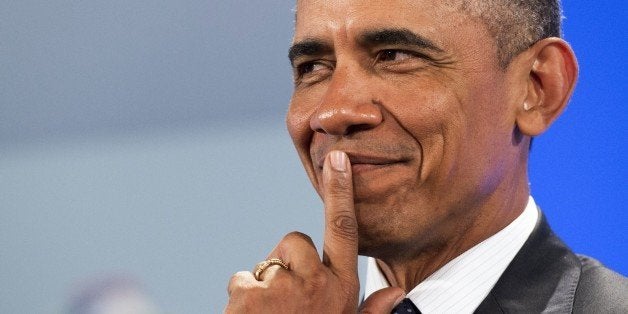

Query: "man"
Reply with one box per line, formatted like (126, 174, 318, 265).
(226, 0, 627, 312)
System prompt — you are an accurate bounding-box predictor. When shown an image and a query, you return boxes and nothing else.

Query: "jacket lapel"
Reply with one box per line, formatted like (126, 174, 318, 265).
(475, 210, 581, 313)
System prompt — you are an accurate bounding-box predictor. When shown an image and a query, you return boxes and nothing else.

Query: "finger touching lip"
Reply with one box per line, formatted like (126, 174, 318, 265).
(316, 152, 408, 170)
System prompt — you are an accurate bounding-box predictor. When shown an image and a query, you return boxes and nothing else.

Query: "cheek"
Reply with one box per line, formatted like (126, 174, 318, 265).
(398, 93, 457, 132)
(287, 96, 323, 192)
(382, 71, 466, 139)
(286, 97, 314, 153)
(391, 83, 463, 139)
(384, 79, 469, 185)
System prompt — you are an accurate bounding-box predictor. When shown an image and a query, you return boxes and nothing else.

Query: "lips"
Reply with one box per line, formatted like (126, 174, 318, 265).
(315, 152, 407, 171)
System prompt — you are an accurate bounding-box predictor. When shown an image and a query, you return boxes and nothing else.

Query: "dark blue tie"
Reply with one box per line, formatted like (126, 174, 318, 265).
(391, 298, 421, 314)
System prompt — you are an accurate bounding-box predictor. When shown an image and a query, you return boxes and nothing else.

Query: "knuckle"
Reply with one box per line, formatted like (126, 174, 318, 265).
(282, 231, 314, 245)
(227, 271, 259, 297)
(227, 271, 302, 312)
(330, 213, 358, 238)
(276, 231, 315, 257)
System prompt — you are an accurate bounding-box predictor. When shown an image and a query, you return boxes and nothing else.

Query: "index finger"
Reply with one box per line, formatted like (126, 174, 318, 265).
(321, 150, 358, 276)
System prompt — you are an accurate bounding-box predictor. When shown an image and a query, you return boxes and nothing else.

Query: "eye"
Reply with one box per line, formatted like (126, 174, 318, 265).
(296, 62, 327, 76)
(376, 49, 415, 62)
(294, 60, 333, 85)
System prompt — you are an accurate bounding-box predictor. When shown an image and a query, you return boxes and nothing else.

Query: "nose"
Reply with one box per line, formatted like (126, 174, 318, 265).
(309, 70, 383, 136)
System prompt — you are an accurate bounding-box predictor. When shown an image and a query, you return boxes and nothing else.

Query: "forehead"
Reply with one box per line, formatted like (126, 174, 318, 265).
(294, 0, 469, 42)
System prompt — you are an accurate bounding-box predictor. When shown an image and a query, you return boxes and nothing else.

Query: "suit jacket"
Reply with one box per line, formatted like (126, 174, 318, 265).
(475, 211, 628, 313)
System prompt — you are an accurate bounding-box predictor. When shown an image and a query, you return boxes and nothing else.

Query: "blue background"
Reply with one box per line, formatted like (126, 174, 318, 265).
(1, 1, 626, 313)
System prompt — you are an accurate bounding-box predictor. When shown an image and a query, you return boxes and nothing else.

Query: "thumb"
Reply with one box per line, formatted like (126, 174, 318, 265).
(359, 287, 406, 314)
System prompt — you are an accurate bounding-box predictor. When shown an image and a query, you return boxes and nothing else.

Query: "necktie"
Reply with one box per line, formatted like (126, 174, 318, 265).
(391, 298, 421, 314)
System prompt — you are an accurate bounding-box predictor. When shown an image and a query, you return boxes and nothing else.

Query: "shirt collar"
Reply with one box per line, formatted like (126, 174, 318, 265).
(364, 196, 539, 314)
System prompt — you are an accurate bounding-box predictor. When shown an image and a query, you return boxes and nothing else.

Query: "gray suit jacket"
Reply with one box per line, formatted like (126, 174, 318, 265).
(475, 212, 628, 313)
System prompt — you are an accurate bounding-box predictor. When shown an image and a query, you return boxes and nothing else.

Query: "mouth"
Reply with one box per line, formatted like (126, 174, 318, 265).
(316, 152, 408, 174)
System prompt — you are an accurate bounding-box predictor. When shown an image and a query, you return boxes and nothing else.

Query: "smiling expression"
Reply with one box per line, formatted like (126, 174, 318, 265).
(286, 0, 530, 258)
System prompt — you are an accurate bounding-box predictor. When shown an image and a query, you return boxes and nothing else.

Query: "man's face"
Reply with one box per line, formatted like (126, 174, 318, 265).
(287, 0, 524, 257)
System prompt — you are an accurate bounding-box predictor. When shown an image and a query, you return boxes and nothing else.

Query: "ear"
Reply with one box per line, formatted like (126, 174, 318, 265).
(515, 38, 578, 136)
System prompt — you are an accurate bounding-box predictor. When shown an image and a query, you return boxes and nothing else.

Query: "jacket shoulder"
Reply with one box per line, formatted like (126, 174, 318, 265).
(573, 255, 628, 313)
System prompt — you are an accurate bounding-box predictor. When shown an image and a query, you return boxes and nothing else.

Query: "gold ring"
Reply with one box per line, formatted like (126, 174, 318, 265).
(253, 258, 289, 281)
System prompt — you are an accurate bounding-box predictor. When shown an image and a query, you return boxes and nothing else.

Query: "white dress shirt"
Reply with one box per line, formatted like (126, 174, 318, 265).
(364, 196, 539, 314)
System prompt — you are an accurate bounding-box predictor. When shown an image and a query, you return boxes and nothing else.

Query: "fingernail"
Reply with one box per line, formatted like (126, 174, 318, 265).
(330, 151, 347, 172)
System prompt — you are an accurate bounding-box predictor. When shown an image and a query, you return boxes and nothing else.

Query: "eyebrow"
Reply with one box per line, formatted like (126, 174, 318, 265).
(288, 40, 332, 66)
(288, 28, 443, 66)
(359, 28, 443, 52)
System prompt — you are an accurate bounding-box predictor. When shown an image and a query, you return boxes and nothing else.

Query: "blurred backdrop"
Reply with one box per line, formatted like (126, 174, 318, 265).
(1, 1, 626, 313)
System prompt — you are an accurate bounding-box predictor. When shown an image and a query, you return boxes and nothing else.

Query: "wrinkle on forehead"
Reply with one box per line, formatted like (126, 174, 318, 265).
(293, 0, 475, 36)
(294, 0, 373, 40)
(295, 0, 467, 21)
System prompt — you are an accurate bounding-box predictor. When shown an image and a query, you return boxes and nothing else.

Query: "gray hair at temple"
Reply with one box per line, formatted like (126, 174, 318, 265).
(456, 0, 562, 67)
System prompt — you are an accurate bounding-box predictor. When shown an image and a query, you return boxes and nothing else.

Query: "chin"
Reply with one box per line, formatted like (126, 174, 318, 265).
(355, 219, 412, 258)
(357, 236, 417, 261)
(355, 213, 447, 261)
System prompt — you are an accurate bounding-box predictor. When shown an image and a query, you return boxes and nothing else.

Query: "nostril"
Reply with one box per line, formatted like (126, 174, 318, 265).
(309, 116, 325, 133)
(313, 126, 326, 134)
(310, 103, 383, 135)
(345, 123, 375, 134)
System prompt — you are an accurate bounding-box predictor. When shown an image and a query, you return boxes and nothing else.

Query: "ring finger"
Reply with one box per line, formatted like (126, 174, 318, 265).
(266, 231, 323, 277)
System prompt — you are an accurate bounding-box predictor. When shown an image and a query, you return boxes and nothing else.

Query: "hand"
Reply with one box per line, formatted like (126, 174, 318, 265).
(225, 151, 405, 313)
